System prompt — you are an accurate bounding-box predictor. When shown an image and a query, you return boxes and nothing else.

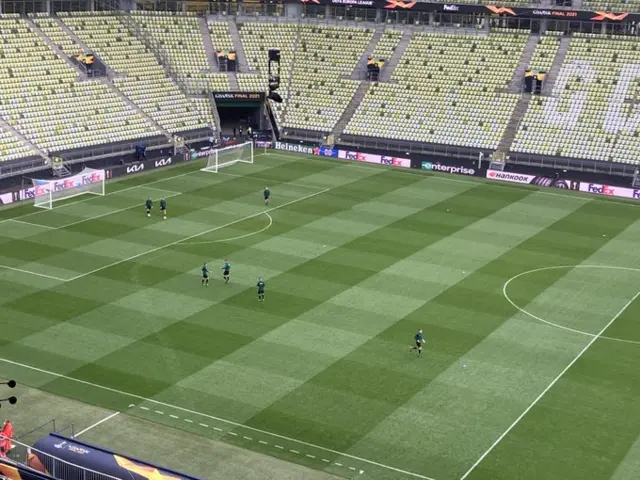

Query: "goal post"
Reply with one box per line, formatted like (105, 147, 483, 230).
(201, 141, 254, 173)
(32, 167, 106, 210)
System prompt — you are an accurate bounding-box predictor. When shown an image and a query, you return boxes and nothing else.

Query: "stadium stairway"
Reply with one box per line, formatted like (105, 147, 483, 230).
(25, 18, 88, 81)
(507, 33, 539, 93)
(227, 19, 249, 72)
(378, 28, 412, 82)
(496, 92, 531, 156)
(97, 78, 173, 141)
(53, 17, 120, 79)
(0, 116, 50, 162)
(349, 24, 386, 80)
(228, 71, 239, 90)
(542, 35, 571, 95)
(198, 16, 219, 73)
(331, 80, 371, 139)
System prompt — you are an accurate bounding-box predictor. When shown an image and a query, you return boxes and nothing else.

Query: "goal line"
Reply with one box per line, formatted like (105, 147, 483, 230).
(201, 141, 254, 174)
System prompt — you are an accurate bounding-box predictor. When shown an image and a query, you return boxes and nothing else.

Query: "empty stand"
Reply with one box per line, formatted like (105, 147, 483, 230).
(285, 25, 373, 133)
(0, 16, 160, 158)
(344, 32, 526, 150)
(59, 12, 213, 134)
(238, 22, 298, 121)
(512, 35, 640, 165)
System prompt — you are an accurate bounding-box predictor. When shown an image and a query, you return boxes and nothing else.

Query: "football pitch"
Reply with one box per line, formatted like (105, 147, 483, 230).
(1, 151, 639, 480)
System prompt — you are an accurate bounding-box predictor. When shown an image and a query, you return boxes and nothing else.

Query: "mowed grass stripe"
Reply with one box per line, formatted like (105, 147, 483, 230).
(0, 160, 340, 276)
(187, 185, 531, 445)
(341, 200, 640, 478)
(468, 324, 640, 480)
(22, 170, 427, 404)
(141, 179, 477, 420)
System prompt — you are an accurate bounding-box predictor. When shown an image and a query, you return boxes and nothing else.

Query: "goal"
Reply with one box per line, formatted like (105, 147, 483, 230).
(32, 167, 106, 210)
(201, 141, 254, 173)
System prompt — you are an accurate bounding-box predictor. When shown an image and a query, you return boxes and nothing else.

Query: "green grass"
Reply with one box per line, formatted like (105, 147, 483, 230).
(1, 152, 640, 480)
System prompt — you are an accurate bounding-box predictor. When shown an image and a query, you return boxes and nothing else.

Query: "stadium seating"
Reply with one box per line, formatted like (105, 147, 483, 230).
(0, 126, 32, 162)
(344, 32, 526, 149)
(133, 11, 207, 78)
(284, 25, 373, 132)
(238, 22, 298, 122)
(582, 0, 640, 12)
(58, 12, 212, 134)
(528, 34, 560, 73)
(372, 29, 403, 63)
(511, 35, 640, 164)
(0, 16, 159, 155)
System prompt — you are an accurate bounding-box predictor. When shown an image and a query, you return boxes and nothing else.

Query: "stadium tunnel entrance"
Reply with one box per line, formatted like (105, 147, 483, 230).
(214, 94, 270, 144)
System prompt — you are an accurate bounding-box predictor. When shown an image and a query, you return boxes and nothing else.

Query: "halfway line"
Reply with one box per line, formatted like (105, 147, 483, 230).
(0, 357, 434, 480)
(459, 290, 640, 480)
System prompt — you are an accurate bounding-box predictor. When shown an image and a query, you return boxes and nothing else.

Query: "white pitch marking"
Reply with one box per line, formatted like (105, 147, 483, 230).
(65, 188, 330, 282)
(290, 450, 300, 454)
(228, 432, 238, 436)
(460, 291, 640, 480)
(503, 264, 640, 345)
(179, 212, 273, 246)
(306, 454, 316, 459)
(0, 168, 200, 225)
(8, 218, 56, 229)
(169, 414, 179, 419)
(140, 406, 149, 411)
(154, 410, 164, 415)
(199, 423, 209, 428)
(0, 357, 436, 480)
(74, 411, 120, 438)
(259, 440, 268, 445)
(218, 171, 321, 190)
(349, 467, 357, 471)
(335, 463, 343, 467)
(0, 265, 68, 282)
(322, 459, 330, 463)
(213, 427, 223, 432)
(243, 436, 253, 440)
(184, 419, 193, 423)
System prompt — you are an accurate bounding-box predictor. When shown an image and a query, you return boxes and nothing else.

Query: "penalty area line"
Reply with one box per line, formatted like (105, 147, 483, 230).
(0, 357, 435, 480)
(0, 264, 69, 282)
(73, 411, 121, 438)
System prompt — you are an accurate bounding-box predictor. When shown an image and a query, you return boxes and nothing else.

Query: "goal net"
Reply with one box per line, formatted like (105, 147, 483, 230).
(201, 141, 254, 173)
(32, 167, 106, 209)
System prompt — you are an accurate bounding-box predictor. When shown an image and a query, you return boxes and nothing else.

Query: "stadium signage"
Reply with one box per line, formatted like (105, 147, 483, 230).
(486, 170, 533, 184)
(290, 0, 634, 21)
(32, 170, 105, 196)
(190, 148, 215, 160)
(422, 161, 475, 176)
(338, 150, 411, 168)
(273, 141, 315, 155)
(213, 92, 264, 101)
(154, 158, 171, 168)
(126, 163, 144, 174)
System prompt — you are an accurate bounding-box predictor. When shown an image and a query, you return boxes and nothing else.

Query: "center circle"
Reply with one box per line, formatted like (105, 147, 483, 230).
(503, 265, 640, 345)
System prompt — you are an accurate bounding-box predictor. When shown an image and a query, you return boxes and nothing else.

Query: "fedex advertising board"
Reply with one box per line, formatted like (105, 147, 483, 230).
(31, 169, 105, 198)
(338, 150, 411, 168)
(580, 182, 640, 199)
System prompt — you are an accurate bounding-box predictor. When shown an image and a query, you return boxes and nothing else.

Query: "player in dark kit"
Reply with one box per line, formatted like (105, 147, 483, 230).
(410, 329, 425, 357)
(264, 187, 271, 205)
(201, 263, 209, 286)
(221, 260, 231, 283)
(145, 198, 153, 217)
(160, 198, 167, 219)
(257, 277, 265, 301)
